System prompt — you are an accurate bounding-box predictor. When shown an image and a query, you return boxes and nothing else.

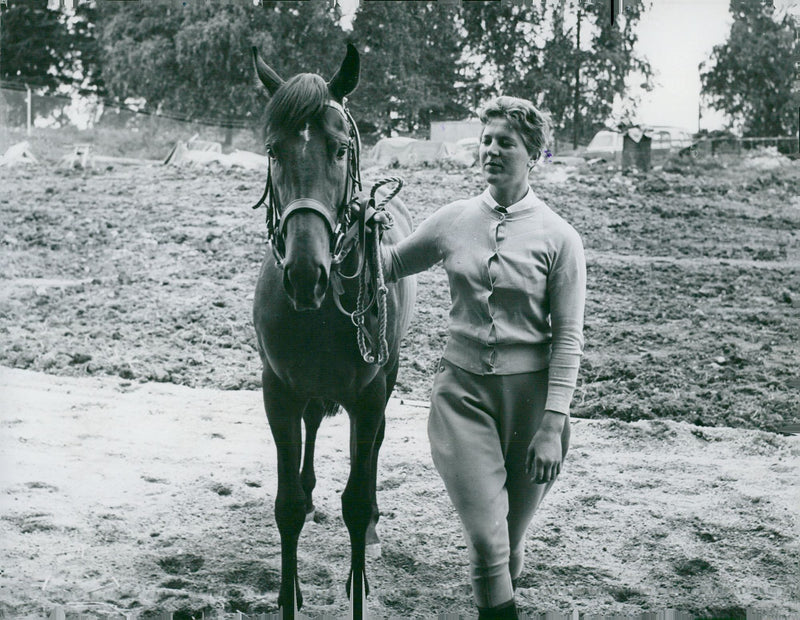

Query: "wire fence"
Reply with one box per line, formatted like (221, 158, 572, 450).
(696, 136, 800, 157)
(0, 85, 263, 160)
(0, 81, 252, 128)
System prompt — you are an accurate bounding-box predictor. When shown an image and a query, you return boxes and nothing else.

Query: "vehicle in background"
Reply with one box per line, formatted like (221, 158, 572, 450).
(583, 126, 697, 164)
(584, 130, 624, 162)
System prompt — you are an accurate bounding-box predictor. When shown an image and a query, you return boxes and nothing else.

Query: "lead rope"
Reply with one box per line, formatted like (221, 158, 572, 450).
(353, 177, 402, 365)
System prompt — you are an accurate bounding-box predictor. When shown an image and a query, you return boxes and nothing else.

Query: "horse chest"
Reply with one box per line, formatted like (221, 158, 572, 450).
(258, 306, 378, 397)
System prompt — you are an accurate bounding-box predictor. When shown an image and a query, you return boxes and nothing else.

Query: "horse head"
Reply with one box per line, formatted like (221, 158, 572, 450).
(253, 44, 360, 311)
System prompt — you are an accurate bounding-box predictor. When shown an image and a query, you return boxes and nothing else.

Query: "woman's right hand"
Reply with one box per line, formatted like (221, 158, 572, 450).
(525, 410, 566, 484)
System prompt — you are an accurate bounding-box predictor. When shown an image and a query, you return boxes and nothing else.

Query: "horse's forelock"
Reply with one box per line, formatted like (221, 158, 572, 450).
(265, 73, 329, 137)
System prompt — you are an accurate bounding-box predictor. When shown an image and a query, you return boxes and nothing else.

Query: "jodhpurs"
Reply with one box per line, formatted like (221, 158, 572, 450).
(428, 358, 570, 608)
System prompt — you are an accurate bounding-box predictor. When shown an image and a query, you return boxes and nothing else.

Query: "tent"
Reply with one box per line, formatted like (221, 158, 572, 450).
(164, 141, 267, 171)
(0, 141, 39, 167)
(369, 137, 454, 166)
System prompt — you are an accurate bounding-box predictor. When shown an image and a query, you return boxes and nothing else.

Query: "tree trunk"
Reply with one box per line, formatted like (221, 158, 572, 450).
(572, 5, 582, 150)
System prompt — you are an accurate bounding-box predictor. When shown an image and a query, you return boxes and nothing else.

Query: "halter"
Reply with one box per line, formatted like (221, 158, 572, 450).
(251, 98, 362, 269)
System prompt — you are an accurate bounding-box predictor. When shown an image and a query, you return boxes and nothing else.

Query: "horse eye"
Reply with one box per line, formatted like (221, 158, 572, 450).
(336, 145, 348, 160)
(265, 145, 276, 159)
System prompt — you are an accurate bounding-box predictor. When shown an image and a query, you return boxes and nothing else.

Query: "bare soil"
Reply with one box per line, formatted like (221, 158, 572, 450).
(2, 367, 798, 619)
(1, 157, 799, 618)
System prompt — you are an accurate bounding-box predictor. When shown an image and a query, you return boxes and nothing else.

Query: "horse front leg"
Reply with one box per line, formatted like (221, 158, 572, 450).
(342, 377, 387, 617)
(301, 399, 326, 521)
(365, 414, 384, 559)
(365, 361, 398, 558)
(262, 367, 307, 617)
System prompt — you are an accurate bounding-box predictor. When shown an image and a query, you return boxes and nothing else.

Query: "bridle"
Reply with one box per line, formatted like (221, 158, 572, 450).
(251, 98, 362, 270)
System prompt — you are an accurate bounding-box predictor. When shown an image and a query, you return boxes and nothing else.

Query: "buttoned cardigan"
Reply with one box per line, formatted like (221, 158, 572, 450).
(382, 187, 586, 415)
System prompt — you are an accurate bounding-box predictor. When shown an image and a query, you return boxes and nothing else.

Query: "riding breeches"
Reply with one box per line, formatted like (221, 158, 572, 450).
(428, 358, 571, 608)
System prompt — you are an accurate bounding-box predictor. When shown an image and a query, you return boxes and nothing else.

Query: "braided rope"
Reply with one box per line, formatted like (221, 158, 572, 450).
(353, 176, 403, 365)
(372, 228, 389, 364)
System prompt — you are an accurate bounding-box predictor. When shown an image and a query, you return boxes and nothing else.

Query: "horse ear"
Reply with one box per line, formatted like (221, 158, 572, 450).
(328, 43, 360, 101)
(252, 47, 284, 96)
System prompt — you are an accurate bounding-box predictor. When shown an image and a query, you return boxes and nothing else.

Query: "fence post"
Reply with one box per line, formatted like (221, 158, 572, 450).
(25, 83, 32, 136)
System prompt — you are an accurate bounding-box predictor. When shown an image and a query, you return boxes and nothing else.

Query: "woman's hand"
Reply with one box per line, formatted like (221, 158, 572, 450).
(525, 410, 566, 484)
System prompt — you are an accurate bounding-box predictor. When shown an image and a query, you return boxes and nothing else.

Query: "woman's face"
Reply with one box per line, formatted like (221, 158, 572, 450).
(479, 118, 533, 191)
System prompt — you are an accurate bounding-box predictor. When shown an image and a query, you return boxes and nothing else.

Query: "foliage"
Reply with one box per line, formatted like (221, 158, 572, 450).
(97, 2, 345, 124)
(348, 2, 467, 136)
(0, 0, 91, 92)
(701, 0, 798, 137)
(3, 0, 654, 142)
(459, 0, 652, 146)
(579, 0, 651, 138)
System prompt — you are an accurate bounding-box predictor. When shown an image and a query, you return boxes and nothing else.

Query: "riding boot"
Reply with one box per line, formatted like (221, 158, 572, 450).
(477, 599, 519, 620)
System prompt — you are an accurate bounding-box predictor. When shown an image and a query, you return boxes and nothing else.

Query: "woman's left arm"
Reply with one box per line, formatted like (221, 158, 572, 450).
(544, 225, 587, 416)
(526, 226, 587, 484)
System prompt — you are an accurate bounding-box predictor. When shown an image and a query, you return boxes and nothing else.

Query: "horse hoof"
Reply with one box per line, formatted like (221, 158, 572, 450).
(305, 509, 315, 523)
(365, 542, 382, 559)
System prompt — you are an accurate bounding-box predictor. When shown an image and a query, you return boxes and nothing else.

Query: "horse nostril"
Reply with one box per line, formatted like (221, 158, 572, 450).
(283, 268, 296, 299)
(316, 267, 328, 295)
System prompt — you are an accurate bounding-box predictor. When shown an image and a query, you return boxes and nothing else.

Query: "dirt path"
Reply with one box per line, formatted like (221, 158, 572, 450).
(1, 366, 798, 619)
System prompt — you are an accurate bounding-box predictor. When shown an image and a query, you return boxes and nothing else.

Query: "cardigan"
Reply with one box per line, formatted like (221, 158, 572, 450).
(382, 187, 586, 415)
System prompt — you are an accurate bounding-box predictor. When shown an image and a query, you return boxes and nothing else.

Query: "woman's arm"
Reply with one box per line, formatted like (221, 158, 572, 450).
(526, 227, 585, 484)
(380, 205, 448, 282)
(544, 226, 587, 415)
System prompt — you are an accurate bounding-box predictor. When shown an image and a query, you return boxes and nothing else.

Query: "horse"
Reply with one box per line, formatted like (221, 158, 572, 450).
(250, 43, 416, 619)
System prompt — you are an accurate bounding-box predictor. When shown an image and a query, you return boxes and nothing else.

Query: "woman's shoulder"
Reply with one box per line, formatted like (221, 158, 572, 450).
(421, 194, 484, 224)
(536, 200, 583, 246)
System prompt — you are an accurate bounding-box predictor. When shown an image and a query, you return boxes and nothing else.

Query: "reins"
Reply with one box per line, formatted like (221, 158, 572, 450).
(251, 99, 402, 366)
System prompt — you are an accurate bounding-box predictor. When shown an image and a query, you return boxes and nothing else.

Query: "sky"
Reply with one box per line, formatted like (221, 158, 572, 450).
(339, 0, 789, 133)
(630, 0, 734, 132)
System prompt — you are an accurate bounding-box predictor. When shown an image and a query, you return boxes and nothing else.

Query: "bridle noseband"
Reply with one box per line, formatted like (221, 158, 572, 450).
(252, 98, 362, 269)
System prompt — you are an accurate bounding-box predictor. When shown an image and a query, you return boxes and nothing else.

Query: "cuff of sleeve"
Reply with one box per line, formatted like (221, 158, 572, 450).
(544, 386, 575, 416)
(380, 244, 397, 282)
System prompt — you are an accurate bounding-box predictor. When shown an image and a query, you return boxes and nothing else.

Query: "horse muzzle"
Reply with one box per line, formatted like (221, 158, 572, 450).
(280, 199, 336, 311)
(283, 263, 328, 311)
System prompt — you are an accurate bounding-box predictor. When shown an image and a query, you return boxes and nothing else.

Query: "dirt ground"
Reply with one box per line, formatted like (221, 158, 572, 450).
(1, 155, 799, 618)
(1, 161, 798, 430)
(2, 366, 799, 620)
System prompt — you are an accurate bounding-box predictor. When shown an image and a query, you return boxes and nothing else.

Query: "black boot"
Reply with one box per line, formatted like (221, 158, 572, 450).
(477, 599, 519, 620)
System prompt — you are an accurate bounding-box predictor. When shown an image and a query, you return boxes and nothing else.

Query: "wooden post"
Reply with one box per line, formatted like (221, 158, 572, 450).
(572, 4, 582, 150)
(26, 83, 32, 136)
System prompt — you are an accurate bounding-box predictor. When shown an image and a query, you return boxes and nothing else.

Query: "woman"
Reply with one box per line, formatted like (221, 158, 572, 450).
(380, 96, 586, 619)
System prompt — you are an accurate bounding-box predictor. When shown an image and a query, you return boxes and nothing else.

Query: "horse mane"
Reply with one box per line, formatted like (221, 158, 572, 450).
(265, 73, 329, 137)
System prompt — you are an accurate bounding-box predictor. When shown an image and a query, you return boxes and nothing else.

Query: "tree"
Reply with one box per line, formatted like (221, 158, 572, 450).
(67, 2, 106, 97)
(459, 0, 652, 147)
(1, 0, 73, 91)
(349, 1, 467, 136)
(701, 0, 798, 137)
(460, 1, 546, 104)
(578, 0, 651, 144)
(97, 2, 345, 126)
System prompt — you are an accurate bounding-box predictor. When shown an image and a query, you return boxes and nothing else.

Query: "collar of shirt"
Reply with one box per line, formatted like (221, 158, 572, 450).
(481, 186, 537, 213)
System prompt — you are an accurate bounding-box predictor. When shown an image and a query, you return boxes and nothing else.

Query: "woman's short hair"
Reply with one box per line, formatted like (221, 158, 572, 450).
(478, 96, 553, 161)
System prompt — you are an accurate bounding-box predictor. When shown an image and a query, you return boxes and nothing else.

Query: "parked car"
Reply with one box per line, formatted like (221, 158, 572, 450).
(583, 126, 697, 163)
(584, 130, 624, 162)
